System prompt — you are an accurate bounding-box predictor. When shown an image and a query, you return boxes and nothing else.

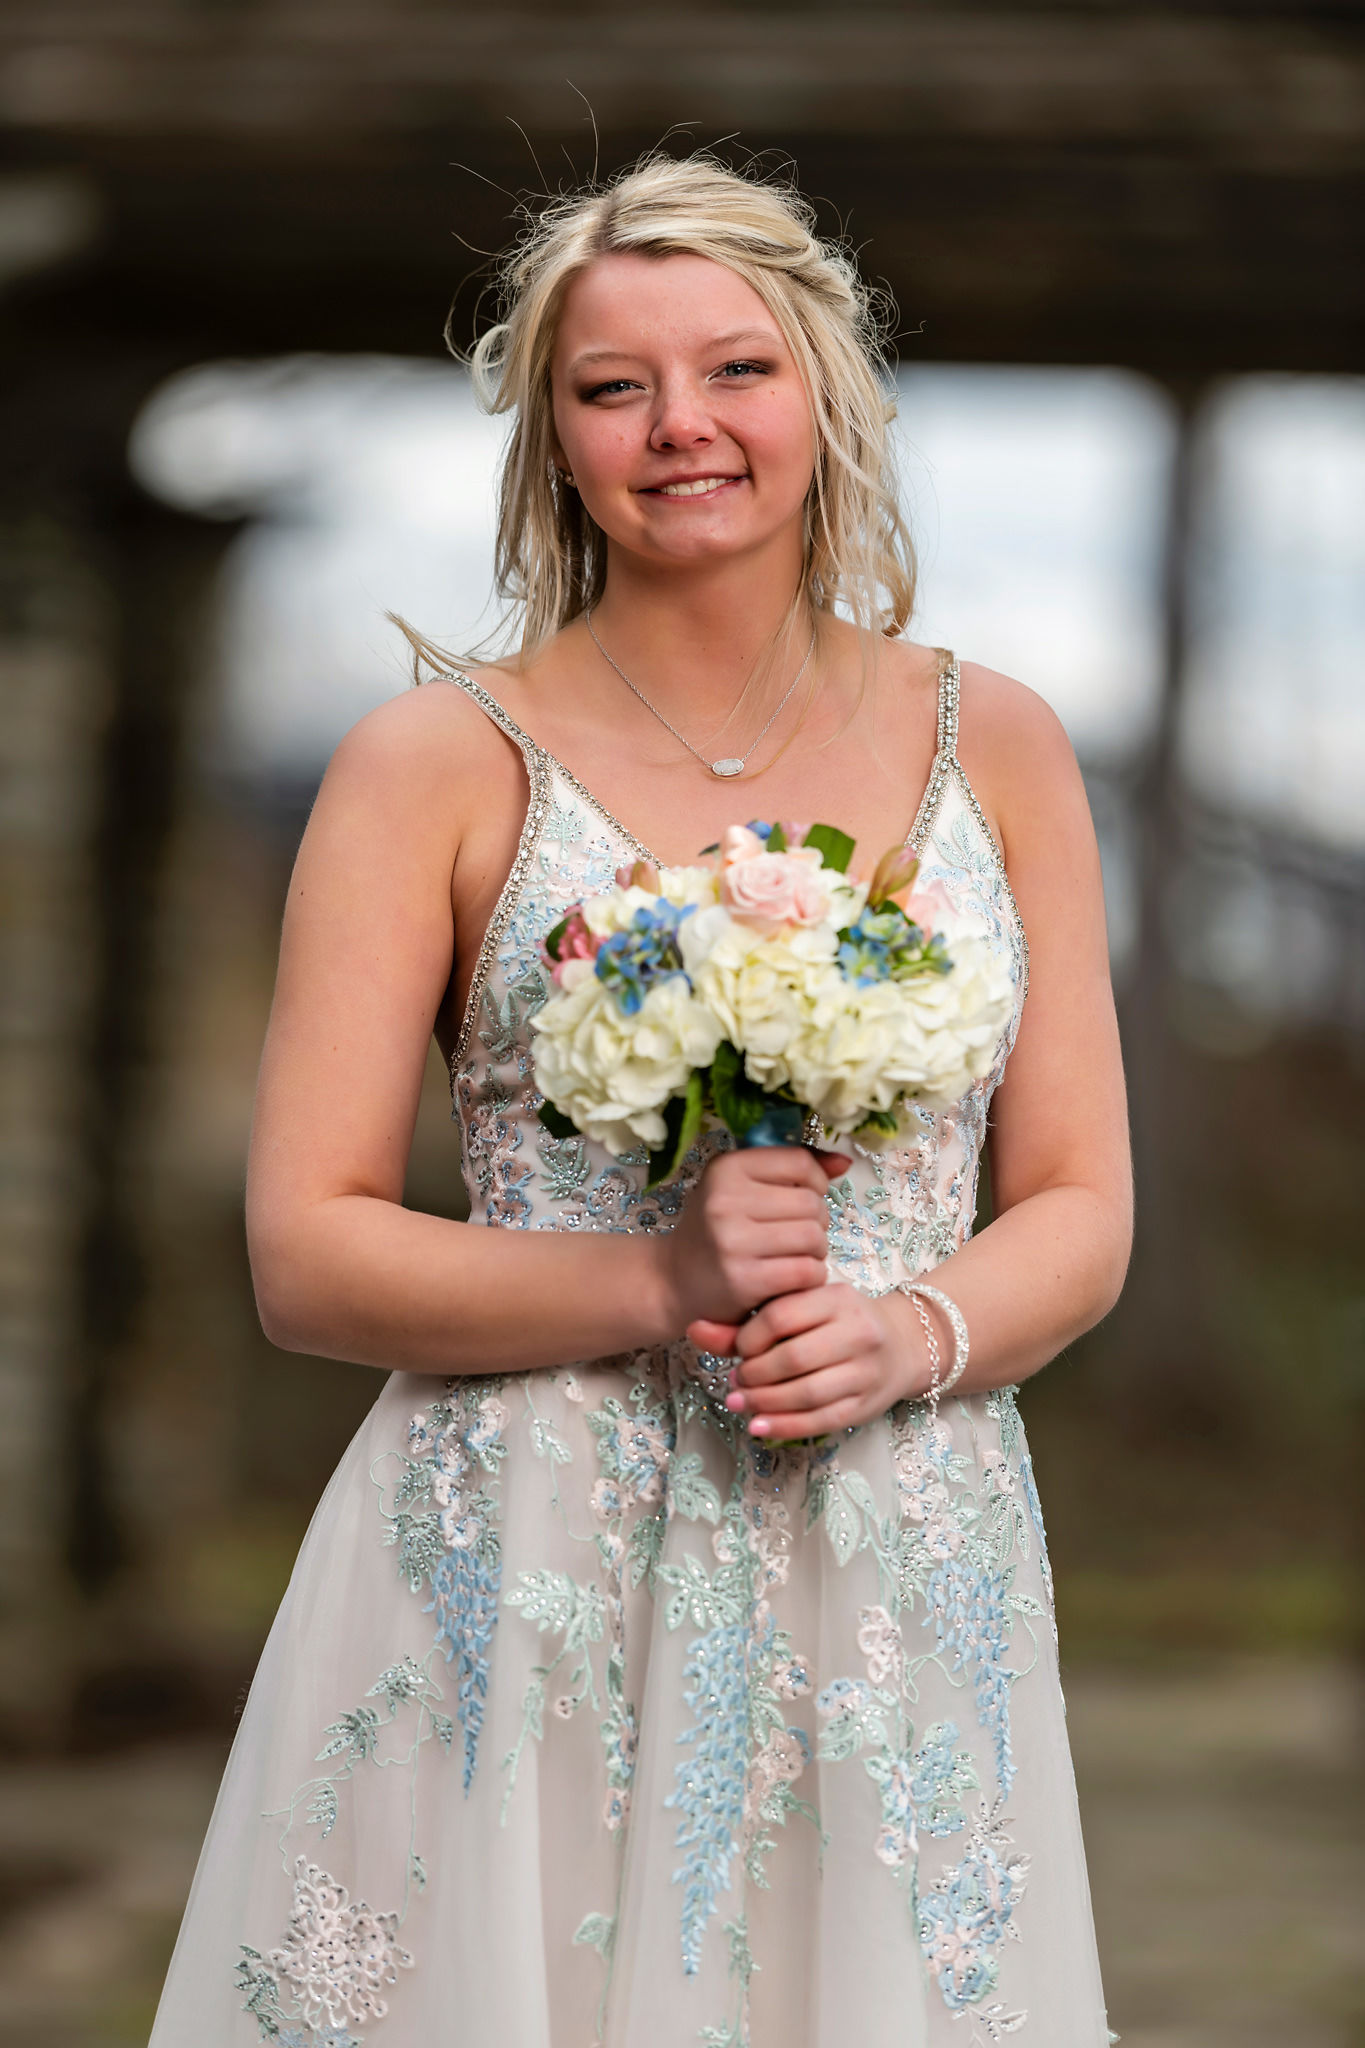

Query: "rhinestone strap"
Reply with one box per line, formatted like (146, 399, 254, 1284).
(432, 669, 652, 1075)
(905, 649, 1030, 1009)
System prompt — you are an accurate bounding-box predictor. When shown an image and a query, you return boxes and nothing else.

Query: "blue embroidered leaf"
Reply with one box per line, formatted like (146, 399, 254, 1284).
(664, 1622, 750, 1974)
(427, 1545, 502, 1792)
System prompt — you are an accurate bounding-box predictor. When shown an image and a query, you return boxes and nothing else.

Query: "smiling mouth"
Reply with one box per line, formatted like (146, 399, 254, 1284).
(644, 475, 747, 498)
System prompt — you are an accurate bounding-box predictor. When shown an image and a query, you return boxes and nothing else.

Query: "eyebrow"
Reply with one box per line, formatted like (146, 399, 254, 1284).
(567, 327, 782, 372)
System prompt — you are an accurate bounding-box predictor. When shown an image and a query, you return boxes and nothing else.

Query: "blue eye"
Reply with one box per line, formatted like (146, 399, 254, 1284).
(717, 359, 768, 378)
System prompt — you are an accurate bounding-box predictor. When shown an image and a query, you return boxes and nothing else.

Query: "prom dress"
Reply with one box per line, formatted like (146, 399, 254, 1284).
(149, 652, 1115, 2047)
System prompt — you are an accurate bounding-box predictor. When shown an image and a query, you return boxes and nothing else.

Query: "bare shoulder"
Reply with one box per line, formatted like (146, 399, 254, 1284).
(955, 658, 1090, 858)
(320, 673, 524, 817)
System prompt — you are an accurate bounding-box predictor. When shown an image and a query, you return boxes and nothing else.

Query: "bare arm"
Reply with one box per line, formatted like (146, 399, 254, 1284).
(246, 689, 830, 1376)
(707, 671, 1133, 1435)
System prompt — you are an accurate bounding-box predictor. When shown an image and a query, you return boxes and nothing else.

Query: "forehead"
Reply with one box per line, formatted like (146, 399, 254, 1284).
(554, 251, 784, 367)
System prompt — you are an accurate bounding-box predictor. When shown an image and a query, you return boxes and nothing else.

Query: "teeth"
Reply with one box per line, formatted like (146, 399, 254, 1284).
(658, 477, 735, 497)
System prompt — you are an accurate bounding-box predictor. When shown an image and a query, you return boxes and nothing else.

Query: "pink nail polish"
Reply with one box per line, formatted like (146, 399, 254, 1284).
(725, 1392, 745, 1412)
(749, 1418, 770, 1436)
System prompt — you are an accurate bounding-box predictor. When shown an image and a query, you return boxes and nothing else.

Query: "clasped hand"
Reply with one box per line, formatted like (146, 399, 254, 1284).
(660, 1148, 932, 1441)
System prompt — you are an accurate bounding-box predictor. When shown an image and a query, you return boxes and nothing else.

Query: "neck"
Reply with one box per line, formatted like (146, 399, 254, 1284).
(584, 538, 815, 724)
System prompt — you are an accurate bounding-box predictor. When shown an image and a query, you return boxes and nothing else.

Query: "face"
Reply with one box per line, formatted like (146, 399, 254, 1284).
(549, 251, 817, 571)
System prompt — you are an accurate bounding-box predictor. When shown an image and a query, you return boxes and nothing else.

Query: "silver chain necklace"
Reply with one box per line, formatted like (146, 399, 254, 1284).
(583, 607, 817, 778)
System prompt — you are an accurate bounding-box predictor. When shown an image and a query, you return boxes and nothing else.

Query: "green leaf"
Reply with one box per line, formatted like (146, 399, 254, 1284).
(823, 1483, 860, 1567)
(541, 914, 571, 961)
(765, 821, 788, 853)
(802, 822, 856, 874)
(668, 1450, 723, 1525)
(645, 1070, 705, 1190)
(854, 1108, 899, 1141)
(537, 1098, 578, 1141)
(840, 1469, 878, 1519)
(709, 1039, 768, 1140)
(574, 1912, 617, 1959)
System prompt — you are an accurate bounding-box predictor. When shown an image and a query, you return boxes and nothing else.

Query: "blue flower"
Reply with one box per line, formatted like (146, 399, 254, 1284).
(595, 903, 695, 1015)
(837, 904, 950, 987)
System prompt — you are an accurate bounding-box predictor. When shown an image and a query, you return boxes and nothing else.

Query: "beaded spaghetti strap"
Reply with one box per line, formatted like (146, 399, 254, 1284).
(906, 648, 959, 851)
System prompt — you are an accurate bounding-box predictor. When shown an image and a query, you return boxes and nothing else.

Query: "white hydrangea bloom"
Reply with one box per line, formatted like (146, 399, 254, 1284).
(531, 971, 723, 1155)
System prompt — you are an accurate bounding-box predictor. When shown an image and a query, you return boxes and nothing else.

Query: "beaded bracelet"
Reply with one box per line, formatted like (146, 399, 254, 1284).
(907, 1292, 942, 1399)
(902, 1281, 969, 1399)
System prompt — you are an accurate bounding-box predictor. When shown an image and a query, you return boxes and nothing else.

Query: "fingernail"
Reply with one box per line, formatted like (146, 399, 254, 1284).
(725, 1392, 746, 1413)
(748, 1418, 770, 1436)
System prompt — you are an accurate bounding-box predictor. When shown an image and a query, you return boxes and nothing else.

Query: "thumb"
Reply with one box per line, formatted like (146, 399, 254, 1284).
(687, 1317, 741, 1355)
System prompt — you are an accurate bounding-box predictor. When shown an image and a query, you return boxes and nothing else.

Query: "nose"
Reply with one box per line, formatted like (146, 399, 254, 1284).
(648, 375, 717, 453)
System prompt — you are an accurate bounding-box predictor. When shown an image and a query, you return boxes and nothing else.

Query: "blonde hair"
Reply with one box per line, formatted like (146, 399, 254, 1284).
(401, 151, 915, 677)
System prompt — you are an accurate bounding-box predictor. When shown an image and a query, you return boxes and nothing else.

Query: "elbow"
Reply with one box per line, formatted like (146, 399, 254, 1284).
(247, 1211, 320, 1354)
(251, 1255, 310, 1353)
(1086, 1193, 1134, 1328)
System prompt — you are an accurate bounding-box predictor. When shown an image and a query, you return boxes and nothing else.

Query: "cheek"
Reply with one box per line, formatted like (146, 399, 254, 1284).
(557, 409, 641, 486)
(751, 391, 816, 491)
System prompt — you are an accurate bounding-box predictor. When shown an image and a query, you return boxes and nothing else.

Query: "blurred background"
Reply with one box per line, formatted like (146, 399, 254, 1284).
(1, 3, 1362, 2043)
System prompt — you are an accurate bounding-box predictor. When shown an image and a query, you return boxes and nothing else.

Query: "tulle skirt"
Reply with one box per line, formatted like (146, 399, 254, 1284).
(150, 1350, 1111, 2047)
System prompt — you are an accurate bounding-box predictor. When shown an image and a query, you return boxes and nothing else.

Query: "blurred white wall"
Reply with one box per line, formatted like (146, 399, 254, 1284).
(130, 357, 1365, 864)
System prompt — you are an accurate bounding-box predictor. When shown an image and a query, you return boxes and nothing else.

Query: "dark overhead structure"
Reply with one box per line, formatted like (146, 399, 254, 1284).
(1, 2, 1363, 377)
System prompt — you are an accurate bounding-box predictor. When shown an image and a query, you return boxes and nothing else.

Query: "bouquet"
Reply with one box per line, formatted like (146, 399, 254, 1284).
(532, 820, 1013, 1188)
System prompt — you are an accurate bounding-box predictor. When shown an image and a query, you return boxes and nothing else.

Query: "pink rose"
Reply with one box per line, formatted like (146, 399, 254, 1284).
(721, 849, 831, 927)
(544, 909, 600, 985)
(899, 878, 958, 934)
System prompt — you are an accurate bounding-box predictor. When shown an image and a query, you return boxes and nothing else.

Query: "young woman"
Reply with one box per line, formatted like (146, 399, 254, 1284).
(151, 155, 1130, 2048)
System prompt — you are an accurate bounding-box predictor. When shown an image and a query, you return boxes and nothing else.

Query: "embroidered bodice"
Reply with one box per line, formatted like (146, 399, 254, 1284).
(443, 652, 1029, 1287)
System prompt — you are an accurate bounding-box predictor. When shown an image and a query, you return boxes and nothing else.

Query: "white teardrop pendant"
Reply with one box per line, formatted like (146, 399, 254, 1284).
(711, 758, 744, 778)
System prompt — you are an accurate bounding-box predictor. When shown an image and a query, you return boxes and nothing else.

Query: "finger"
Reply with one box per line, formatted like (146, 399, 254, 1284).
(737, 1321, 852, 1388)
(749, 1386, 868, 1441)
(739, 1358, 863, 1414)
(746, 1255, 830, 1299)
(687, 1317, 741, 1355)
(719, 1147, 833, 1195)
(812, 1151, 853, 1179)
(733, 1285, 844, 1359)
(740, 1185, 832, 1224)
(733, 1220, 829, 1262)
